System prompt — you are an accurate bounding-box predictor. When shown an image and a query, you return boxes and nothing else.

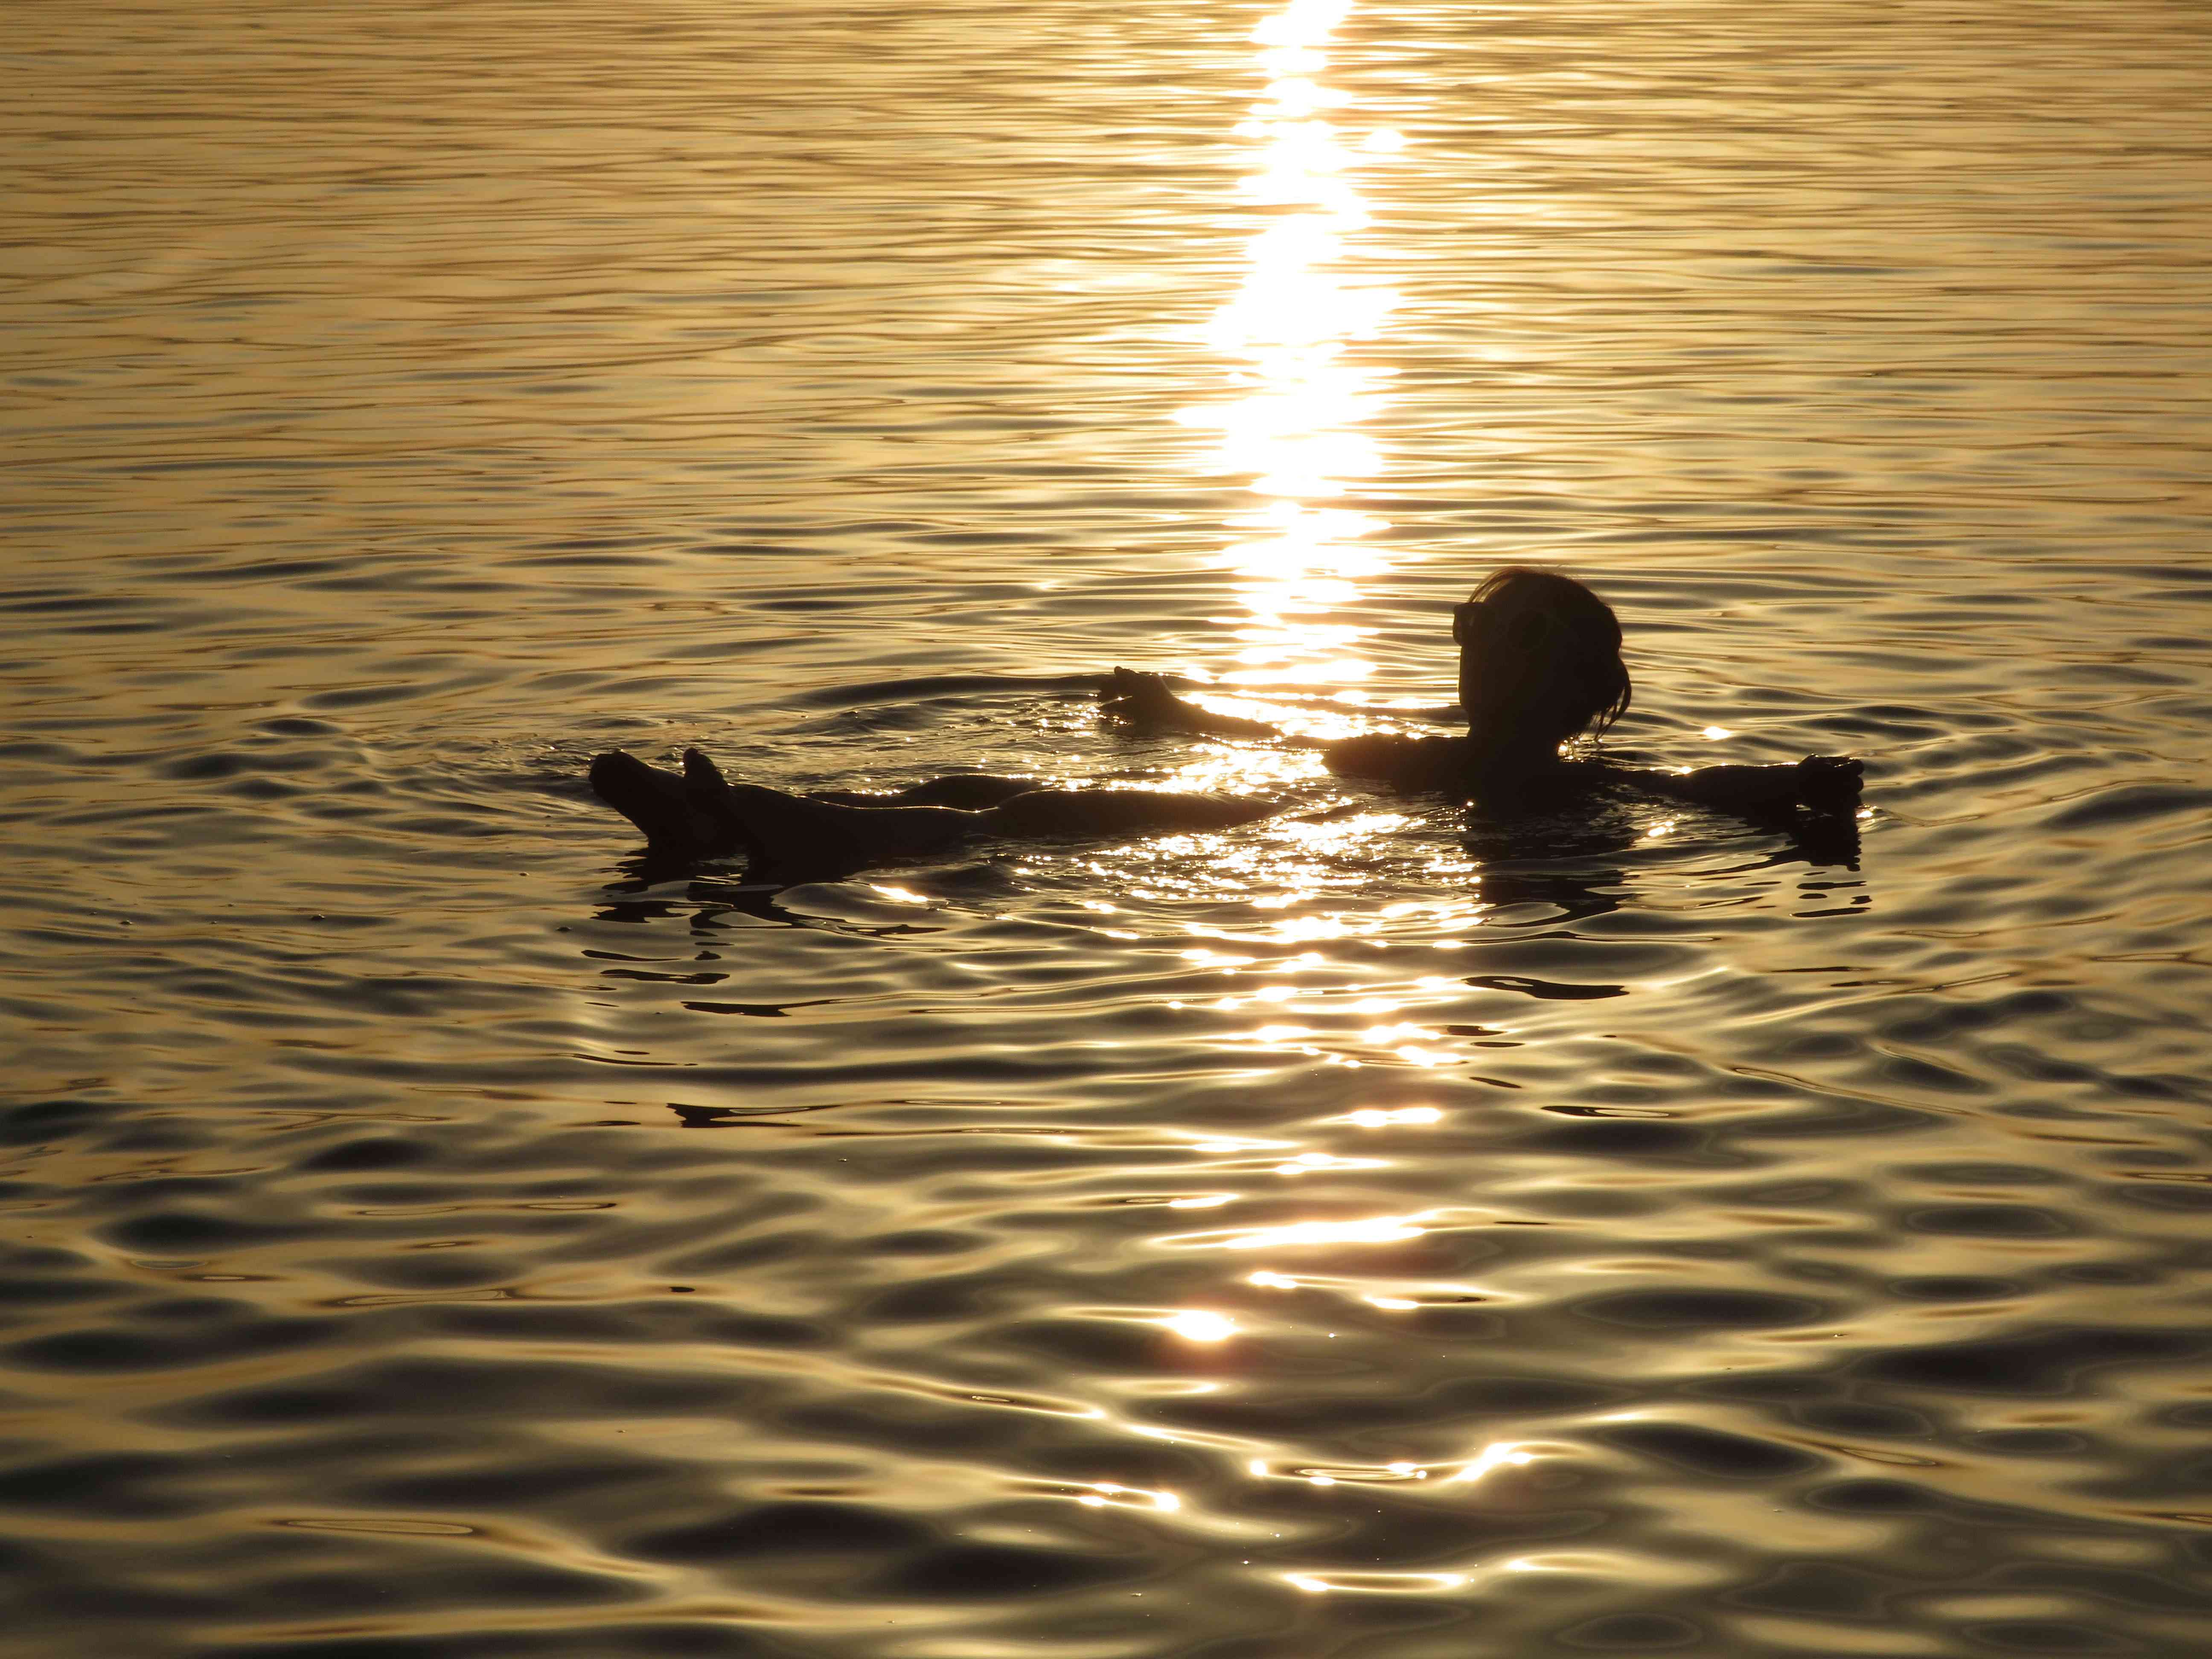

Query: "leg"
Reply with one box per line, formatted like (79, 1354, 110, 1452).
(589, 750, 750, 863)
(590, 750, 1278, 871)
(589, 748, 988, 873)
(679, 748, 980, 872)
(984, 788, 1279, 838)
(810, 774, 1039, 811)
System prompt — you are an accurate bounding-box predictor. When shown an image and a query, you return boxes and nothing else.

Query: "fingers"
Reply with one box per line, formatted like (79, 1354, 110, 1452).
(1795, 754, 1864, 814)
(1097, 666, 1146, 701)
(1098, 667, 1176, 719)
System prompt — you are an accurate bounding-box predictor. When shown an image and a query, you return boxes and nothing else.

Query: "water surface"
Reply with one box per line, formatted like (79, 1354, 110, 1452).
(5, 1, 2212, 1654)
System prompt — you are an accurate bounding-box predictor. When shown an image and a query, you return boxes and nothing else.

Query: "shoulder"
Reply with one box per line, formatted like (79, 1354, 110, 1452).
(1323, 733, 1468, 788)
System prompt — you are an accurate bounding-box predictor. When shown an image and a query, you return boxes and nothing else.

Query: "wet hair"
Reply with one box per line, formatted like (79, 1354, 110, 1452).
(1463, 567, 1633, 741)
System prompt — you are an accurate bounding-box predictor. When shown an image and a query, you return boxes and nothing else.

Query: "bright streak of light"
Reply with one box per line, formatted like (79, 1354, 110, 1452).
(1253, 0, 1352, 48)
(1203, 1215, 1429, 1250)
(1346, 1106, 1444, 1126)
(1446, 1441, 1537, 1483)
(1164, 1310, 1238, 1342)
(866, 885, 933, 905)
(1272, 1152, 1385, 1175)
(1284, 1570, 1470, 1594)
(1177, 0, 1402, 691)
(1077, 1482, 1180, 1512)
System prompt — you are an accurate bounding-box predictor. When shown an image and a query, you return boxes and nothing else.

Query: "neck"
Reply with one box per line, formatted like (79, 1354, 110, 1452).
(1461, 719, 1567, 781)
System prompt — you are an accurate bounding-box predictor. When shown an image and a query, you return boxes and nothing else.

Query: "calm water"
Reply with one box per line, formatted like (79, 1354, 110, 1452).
(6, 1, 2212, 1654)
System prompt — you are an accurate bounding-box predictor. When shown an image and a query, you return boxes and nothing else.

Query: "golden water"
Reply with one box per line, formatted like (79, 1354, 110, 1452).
(5, 1, 2212, 1654)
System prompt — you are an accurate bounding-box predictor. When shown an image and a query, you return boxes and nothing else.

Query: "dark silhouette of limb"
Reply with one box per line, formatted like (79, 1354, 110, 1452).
(985, 786, 1278, 837)
(1099, 667, 1864, 820)
(1099, 666, 1277, 738)
(811, 774, 1039, 810)
(1610, 755, 1864, 820)
(588, 746, 1280, 876)
(588, 750, 752, 864)
(675, 748, 977, 875)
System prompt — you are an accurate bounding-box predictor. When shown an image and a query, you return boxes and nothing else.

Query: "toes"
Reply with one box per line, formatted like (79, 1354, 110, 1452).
(681, 747, 728, 789)
(589, 750, 649, 792)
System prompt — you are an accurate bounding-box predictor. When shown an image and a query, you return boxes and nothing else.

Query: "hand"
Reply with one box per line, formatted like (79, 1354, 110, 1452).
(1795, 754, 1863, 812)
(1097, 667, 1195, 728)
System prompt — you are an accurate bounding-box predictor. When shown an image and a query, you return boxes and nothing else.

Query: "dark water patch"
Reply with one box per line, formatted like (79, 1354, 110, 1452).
(1970, 1429, 2094, 1457)
(1595, 1421, 1821, 1480)
(1961, 1623, 2139, 1653)
(299, 1137, 437, 1173)
(234, 1628, 773, 1658)
(791, 672, 1096, 711)
(160, 557, 357, 584)
(349, 1455, 662, 1512)
(161, 1356, 759, 1429)
(0, 1098, 114, 1147)
(0, 1450, 204, 1519)
(871, 1540, 1141, 1598)
(1570, 1289, 1830, 1332)
(632, 1500, 928, 1563)
(1523, 1118, 1706, 1157)
(1858, 1327, 2203, 1395)
(2043, 783, 2212, 832)
(1555, 1612, 1705, 1650)
(1988, 1562, 2212, 1616)
(7, 1307, 338, 1374)
(1889, 1275, 2021, 1302)
(415, 1302, 825, 1350)
(96, 1206, 314, 1254)
(1902, 1204, 2074, 1237)
(2110, 1177, 2212, 1213)
(156, 748, 337, 784)
(248, 1555, 646, 1620)
(0, 1273, 127, 1309)
(1806, 1478, 1949, 1514)
(1725, 1558, 1900, 1618)
(855, 1228, 986, 1256)
(859, 1271, 1010, 1324)
(1900, 1161, 2065, 1187)
(321, 1250, 525, 1292)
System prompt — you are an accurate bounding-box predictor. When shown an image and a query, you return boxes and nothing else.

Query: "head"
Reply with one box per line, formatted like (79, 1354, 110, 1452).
(1453, 568, 1631, 747)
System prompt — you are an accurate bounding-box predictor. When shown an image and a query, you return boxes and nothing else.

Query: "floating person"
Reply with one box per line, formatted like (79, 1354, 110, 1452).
(588, 567, 1861, 876)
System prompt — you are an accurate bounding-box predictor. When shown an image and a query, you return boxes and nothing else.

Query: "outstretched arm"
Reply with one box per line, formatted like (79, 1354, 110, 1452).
(1618, 755, 1864, 819)
(1097, 668, 1470, 791)
(1097, 668, 1461, 739)
(1096, 667, 1298, 740)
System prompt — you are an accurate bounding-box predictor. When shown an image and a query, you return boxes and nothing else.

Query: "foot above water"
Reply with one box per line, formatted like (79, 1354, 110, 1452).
(588, 747, 1281, 878)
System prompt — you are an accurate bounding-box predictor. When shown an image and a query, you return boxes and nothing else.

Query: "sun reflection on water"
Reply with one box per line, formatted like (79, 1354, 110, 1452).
(1179, 0, 1400, 693)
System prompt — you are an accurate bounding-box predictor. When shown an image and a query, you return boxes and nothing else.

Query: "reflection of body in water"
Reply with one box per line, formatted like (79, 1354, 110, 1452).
(589, 569, 1862, 877)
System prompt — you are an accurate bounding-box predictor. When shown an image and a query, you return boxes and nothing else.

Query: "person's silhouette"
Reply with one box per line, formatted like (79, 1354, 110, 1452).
(589, 568, 1861, 876)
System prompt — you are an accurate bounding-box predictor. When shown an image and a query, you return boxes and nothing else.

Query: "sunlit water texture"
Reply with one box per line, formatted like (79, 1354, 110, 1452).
(4, 0, 2212, 1655)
